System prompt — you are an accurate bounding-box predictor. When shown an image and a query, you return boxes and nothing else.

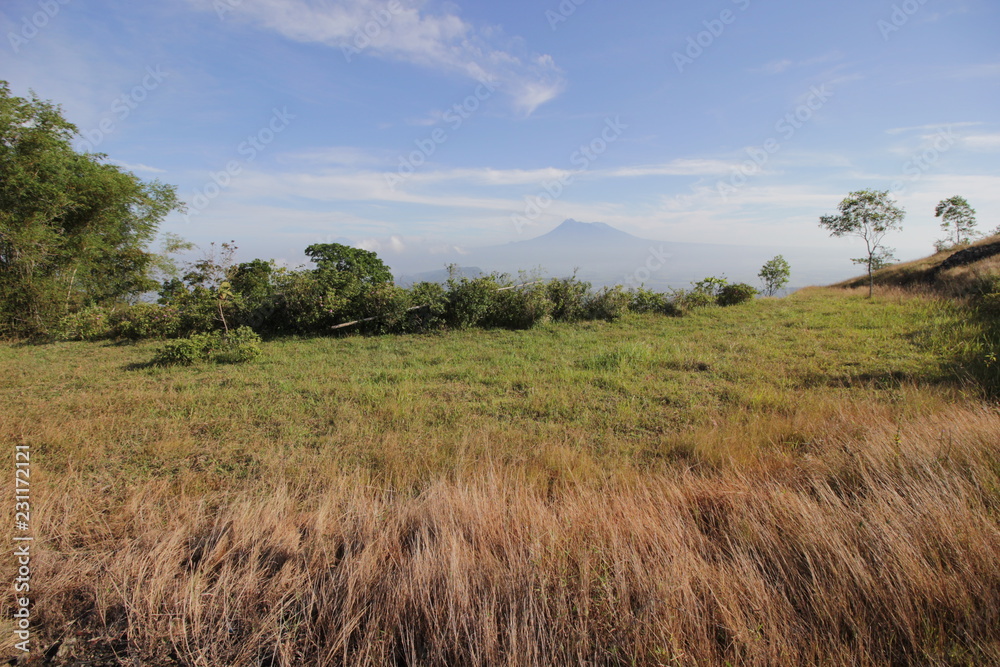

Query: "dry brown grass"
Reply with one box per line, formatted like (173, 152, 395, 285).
(835, 234, 1000, 296)
(17, 403, 1000, 666)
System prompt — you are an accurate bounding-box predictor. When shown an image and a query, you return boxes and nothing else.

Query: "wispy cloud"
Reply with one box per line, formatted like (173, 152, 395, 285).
(112, 160, 166, 173)
(963, 133, 1000, 151)
(754, 59, 793, 75)
(886, 121, 982, 135)
(188, 0, 565, 115)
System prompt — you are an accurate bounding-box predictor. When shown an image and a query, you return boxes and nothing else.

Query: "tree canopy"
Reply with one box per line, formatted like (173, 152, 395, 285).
(934, 196, 978, 248)
(0, 81, 182, 336)
(758, 255, 791, 297)
(819, 189, 904, 298)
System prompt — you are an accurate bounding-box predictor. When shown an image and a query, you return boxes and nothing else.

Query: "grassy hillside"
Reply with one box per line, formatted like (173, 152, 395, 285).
(836, 234, 1000, 295)
(2, 283, 999, 664)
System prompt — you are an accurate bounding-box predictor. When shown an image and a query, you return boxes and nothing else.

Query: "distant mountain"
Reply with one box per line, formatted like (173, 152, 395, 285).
(389, 220, 855, 291)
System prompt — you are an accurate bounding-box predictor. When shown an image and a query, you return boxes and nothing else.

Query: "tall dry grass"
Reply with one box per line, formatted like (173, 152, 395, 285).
(19, 404, 1000, 666)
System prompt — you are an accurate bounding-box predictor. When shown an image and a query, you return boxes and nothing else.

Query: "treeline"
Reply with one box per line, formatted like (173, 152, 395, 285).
(55, 239, 759, 348)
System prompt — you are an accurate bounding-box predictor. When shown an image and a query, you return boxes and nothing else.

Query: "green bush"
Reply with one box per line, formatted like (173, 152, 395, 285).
(217, 326, 263, 363)
(586, 286, 630, 322)
(152, 331, 221, 365)
(628, 287, 671, 314)
(152, 326, 261, 365)
(55, 305, 114, 341)
(162, 286, 221, 336)
(111, 303, 182, 339)
(717, 282, 758, 306)
(446, 275, 502, 329)
(673, 288, 714, 310)
(356, 284, 412, 334)
(489, 283, 554, 329)
(547, 275, 591, 322)
(406, 282, 448, 331)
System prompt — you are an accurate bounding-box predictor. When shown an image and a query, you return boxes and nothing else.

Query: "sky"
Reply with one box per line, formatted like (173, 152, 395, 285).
(2, 0, 999, 279)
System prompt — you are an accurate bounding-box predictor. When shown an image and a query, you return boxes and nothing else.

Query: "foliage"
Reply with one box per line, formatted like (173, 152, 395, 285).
(152, 326, 261, 365)
(353, 283, 413, 334)
(717, 282, 758, 306)
(0, 82, 183, 337)
(627, 287, 670, 314)
(406, 282, 448, 331)
(305, 243, 394, 287)
(935, 196, 979, 247)
(111, 303, 181, 339)
(586, 286, 630, 322)
(445, 273, 503, 329)
(546, 274, 592, 322)
(268, 271, 330, 334)
(819, 189, 905, 298)
(489, 282, 554, 329)
(55, 305, 114, 341)
(758, 255, 791, 296)
(217, 326, 263, 363)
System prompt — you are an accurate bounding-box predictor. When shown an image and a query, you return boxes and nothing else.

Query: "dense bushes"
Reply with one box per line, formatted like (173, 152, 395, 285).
(54, 238, 764, 364)
(58, 268, 760, 348)
(152, 326, 262, 366)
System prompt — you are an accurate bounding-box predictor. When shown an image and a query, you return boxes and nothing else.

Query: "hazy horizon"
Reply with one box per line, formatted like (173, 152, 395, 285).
(2, 0, 997, 279)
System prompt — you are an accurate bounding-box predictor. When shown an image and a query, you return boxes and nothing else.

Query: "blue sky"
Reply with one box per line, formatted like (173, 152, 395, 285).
(2, 0, 998, 277)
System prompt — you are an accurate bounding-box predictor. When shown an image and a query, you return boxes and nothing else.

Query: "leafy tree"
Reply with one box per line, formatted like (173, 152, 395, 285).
(819, 189, 905, 298)
(0, 82, 182, 336)
(304, 243, 393, 287)
(934, 196, 979, 248)
(758, 255, 791, 296)
(305, 243, 394, 323)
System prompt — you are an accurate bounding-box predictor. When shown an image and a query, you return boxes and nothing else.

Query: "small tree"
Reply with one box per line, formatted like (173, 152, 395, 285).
(819, 189, 905, 298)
(758, 255, 791, 296)
(935, 196, 979, 248)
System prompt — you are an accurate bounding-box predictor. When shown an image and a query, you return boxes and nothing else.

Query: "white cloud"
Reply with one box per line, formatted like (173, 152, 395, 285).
(886, 121, 982, 135)
(190, 0, 565, 115)
(963, 133, 1000, 151)
(112, 160, 166, 173)
(755, 59, 793, 75)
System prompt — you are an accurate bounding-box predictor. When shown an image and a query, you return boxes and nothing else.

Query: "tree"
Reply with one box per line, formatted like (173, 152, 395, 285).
(758, 255, 791, 296)
(0, 82, 182, 336)
(819, 189, 905, 298)
(304, 243, 394, 322)
(304, 243, 393, 286)
(934, 196, 978, 248)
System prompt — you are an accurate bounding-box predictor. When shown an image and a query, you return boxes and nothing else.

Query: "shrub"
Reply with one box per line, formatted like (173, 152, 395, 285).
(547, 275, 591, 322)
(163, 286, 221, 336)
(406, 282, 448, 331)
(356, 284, 412, 334)
(269, 272, 330, 335)
(111, 303, 182, 339)
(717, 282, 758, 306)
(628, 287, 670, 314)
(217, 326, 263, 363)
(55, 305, 114, 341)
(152, 326, 261, 366)
(586, 286, 630, 322)
(489, 283, 554, 329)
(674, 288, 715, 310)
(152, 331, 221, 365)
(446, 275, 502, 329)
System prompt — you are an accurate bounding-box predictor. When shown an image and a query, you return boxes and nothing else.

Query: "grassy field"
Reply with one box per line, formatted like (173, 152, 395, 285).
(2, 283, 999, 664)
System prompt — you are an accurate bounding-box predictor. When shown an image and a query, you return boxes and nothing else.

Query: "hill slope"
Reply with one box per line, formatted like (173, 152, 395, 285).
(836, 234, 1000, 294)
